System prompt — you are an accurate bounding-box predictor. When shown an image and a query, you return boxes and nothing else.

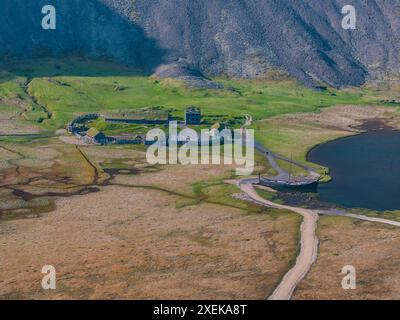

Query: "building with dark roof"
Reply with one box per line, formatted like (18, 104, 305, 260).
(185, 106, 201, 125)
(84, 127, 107, 145)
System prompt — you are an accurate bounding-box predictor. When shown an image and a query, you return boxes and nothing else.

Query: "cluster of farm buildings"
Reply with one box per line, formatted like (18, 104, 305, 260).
(67, 107, 203, 145)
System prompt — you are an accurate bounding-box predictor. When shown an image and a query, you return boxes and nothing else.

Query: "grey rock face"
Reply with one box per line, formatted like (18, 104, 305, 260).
(1, 0, 166, 73)
(1, 0, 399, 87)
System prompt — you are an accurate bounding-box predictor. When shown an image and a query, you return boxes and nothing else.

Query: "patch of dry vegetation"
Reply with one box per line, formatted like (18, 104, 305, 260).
(0, 137, 303, 299)
(0, 186, 301, 299)
(294, 216, 400, 300)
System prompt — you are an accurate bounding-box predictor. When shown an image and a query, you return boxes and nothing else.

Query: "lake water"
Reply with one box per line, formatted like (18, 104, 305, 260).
(308, 130, 400, 211)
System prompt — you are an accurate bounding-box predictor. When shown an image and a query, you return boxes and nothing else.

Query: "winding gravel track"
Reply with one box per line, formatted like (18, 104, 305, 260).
(237, 178, 400, 300)
(238, 178, 319, 300)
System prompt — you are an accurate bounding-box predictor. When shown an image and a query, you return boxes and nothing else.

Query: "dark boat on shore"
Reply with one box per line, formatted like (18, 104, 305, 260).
(259, 153, 320, 190)
(259, 177, 319, 190)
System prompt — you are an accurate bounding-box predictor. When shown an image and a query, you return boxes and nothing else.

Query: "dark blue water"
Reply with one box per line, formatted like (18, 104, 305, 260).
(308, 131, 400, 211)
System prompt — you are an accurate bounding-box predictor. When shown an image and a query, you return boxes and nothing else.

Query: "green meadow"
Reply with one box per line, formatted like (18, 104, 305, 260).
(27, 75, 378, 130)
(0, 58, 387, 132)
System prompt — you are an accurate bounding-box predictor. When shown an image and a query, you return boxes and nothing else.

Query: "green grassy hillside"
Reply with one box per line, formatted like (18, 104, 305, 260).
(0, 58, 387, 132)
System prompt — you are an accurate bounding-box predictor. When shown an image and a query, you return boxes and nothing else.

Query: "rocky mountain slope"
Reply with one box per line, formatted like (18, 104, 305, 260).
(1, 0, 399, 87)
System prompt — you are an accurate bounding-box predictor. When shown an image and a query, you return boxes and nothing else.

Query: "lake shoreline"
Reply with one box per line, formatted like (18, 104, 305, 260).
(306, 119, 400, 212)
(305, 118, 399, 180)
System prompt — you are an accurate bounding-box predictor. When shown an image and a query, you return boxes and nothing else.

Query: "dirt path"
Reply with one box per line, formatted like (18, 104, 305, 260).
(237, 178, 400, 300)
(238, 178, 319, 300)
(318, 209, 400, 227)
(254, 141, 320, 185)
(243, 114, 307, 181)
(59, 135, 89, 146)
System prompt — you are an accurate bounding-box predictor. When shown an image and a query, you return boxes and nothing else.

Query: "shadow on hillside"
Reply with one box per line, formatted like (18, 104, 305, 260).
(0, 0, 167, 81)
(0, 57, 149, 81)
